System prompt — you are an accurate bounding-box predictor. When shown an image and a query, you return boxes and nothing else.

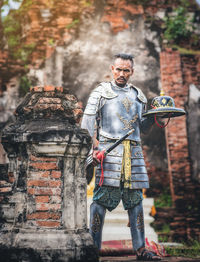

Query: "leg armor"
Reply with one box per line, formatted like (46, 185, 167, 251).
(89, 201, 106, 250)
(128, 201, 145, 251)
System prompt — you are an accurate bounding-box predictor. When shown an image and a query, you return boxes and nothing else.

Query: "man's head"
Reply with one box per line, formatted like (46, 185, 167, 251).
(111, 53, 134, 87)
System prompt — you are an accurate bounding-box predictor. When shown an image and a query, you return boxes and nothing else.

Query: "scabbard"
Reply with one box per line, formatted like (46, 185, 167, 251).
(104, 128, 135, 155)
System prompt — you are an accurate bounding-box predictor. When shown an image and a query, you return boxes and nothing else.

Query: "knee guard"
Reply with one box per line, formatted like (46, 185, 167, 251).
(89, 201, 106, 250)
(128, 201, 145, 251)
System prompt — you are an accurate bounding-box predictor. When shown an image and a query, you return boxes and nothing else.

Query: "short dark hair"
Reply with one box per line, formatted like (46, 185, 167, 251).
(114, 53, 134, 67)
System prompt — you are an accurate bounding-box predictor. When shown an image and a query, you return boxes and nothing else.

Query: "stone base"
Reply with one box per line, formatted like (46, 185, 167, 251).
(0, 229, 99, 262)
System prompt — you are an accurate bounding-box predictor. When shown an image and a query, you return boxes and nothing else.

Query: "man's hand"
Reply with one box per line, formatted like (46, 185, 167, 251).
(92, 150, 100, 166)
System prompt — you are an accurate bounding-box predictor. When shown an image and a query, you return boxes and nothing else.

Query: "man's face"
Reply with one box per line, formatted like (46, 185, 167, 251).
(111, 58, 134, 87)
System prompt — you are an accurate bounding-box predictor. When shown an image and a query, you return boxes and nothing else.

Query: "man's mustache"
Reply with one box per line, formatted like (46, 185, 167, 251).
(117, 77, 126, 81)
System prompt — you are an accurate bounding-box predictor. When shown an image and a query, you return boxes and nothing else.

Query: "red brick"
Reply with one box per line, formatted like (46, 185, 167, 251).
(35, 196, 50, 203)
(31, 86, 43, 92)
(73, 108, 83, 117)
(30, 155, 57, 162)
(35, 188, 61, 196)
(43, 85, 55, 92)
(34, 188, 53, 195)
(27, 180, 49, 187)
(48, 180, 61, 187)
(27, 180, 61, 188)
(36, 221, 60, 227)
(55, 86, 63, 92)
(29, 171, 50, 179)
(28, 188, 35, 195)
(27, 212, 61, 220)
(51, 171, 61, 178)
(0, 187, 12, 193)
(36, 203, 61, 211)
(65, 94, 76, 101)
(30, 162, 58, 170)
(0, 181, 8, 186)
(8, 176, 15, 183)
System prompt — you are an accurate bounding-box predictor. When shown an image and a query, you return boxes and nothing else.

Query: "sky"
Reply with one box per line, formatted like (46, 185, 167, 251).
(2, 0, 22, 17)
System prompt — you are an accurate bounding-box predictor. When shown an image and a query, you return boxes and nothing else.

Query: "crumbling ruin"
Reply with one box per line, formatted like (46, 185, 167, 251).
(0, 85, 98, 261)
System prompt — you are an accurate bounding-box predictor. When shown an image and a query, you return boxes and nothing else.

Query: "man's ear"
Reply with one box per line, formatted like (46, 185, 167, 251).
(111, 65, 114, 71)
(131, 68, 134, 75)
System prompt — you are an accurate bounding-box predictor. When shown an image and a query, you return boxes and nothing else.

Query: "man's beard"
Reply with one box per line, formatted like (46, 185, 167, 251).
(115, 78, 127, 87)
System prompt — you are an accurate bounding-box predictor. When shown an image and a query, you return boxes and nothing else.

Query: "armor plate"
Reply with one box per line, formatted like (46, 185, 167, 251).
(99, 83, 144, 141)
(82, 81, 150, 189)
(95, 142, 149, 189)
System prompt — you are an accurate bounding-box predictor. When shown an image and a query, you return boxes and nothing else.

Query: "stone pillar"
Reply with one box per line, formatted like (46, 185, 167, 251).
(0, 86, 98, 261)
(160, 50, 190, 204)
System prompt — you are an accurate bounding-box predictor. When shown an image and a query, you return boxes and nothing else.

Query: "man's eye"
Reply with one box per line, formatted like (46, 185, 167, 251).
(116, 68, 121, 72)
(124, 69, 130, 73)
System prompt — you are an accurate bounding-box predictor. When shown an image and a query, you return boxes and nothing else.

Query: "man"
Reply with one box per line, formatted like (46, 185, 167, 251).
(81, 53, 161, 261)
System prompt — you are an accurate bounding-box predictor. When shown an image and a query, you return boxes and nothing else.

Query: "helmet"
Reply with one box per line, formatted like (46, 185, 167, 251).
(142, 90, 186, 118)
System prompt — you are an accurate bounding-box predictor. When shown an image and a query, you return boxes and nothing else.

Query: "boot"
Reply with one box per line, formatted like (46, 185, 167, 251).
(128, 201, 145, 251)
(89, 201, 106, 250)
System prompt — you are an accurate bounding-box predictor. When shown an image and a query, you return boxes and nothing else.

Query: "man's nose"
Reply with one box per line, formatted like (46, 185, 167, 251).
(119, 70, 125, 76)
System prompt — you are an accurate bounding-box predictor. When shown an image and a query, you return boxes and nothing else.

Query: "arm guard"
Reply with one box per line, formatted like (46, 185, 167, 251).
(131, 85, 154, 133)
(81, 82, 117, 136)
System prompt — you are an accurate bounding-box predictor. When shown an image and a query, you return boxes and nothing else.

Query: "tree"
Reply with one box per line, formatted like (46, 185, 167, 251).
(0, 0, 22, 49)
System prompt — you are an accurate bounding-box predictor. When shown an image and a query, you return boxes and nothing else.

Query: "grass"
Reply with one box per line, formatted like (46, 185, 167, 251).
(170, 45, 200, 55)
(154, 191, 172, 208)
(165, 240, 200, 258)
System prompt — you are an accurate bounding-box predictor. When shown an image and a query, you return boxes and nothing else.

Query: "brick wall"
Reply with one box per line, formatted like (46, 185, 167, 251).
(26, 155, 62, 228)
(160, 49, 200, 241)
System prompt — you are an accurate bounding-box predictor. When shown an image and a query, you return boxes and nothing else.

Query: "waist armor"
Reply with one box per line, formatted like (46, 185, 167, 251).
(95, 141, 149, 189)
(99, 85, 143, 141)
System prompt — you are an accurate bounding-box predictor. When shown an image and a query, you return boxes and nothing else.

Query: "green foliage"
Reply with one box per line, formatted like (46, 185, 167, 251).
(19, 75, 31, 97)
(81, 0, 92, 7)
(162, 223, 170, 233)
(171, 45, 200, 55)
(66, 19, 79, 29)
(163, 6, 194, 44)
(158, 234, 169, 243)
(154, 190, 172, 208)
(14, 43, 36, 61)
(126, 0, 149, 5)
(151, 222, 171, 242)
(3, 13, 21, 50)
(48, 39, 55, 46)
(20, 0, 32, 12)
(166, 240, 200, 258)
(2, 0, 35, 62)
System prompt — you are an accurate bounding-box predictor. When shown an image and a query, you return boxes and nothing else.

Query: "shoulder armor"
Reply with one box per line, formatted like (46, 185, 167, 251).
(99, 82, 118, 99)
(130, 85, 147, 104)
(84, 82, 117, 115)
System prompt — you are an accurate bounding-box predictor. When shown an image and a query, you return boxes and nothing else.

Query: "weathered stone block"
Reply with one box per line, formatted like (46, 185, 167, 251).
(0, 86, 98, 261)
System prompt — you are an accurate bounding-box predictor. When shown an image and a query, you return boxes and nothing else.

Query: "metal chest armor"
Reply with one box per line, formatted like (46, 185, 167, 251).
(82, 81, 149, 189)
(99, 83, 143, 141)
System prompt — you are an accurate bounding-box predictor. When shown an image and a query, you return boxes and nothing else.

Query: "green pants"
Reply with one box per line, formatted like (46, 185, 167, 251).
(93, 183, 143, 211)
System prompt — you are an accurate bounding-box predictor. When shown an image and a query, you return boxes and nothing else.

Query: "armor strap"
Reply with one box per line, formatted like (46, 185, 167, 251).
(154, 113, 171, 128)
(96, 150, 106, 186)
